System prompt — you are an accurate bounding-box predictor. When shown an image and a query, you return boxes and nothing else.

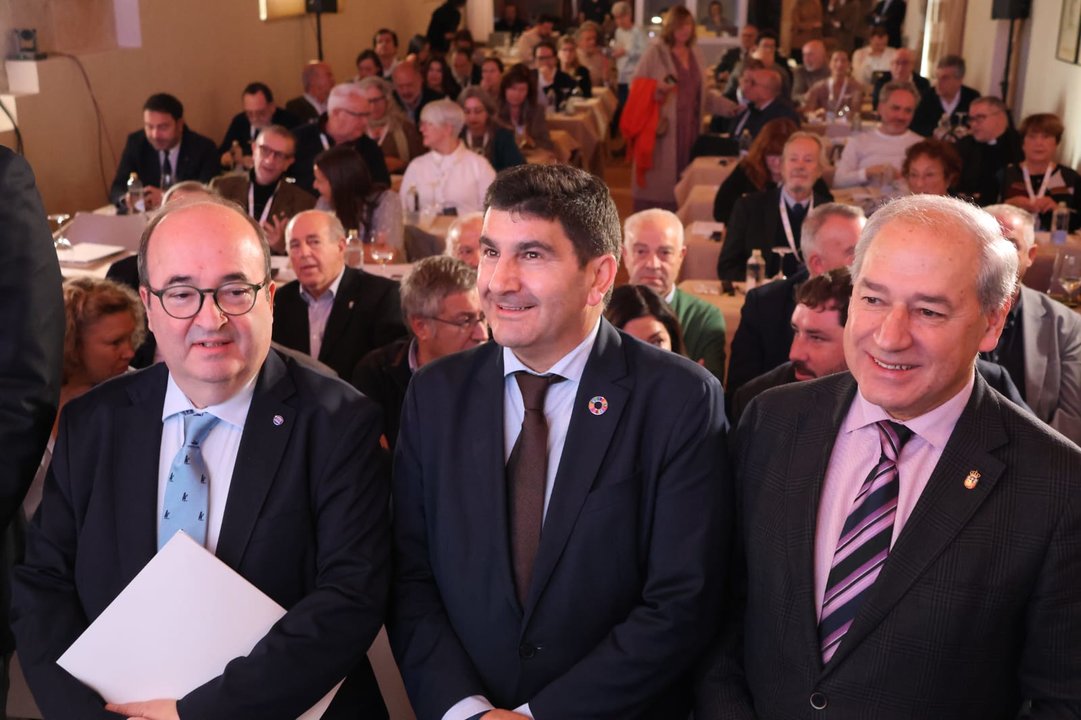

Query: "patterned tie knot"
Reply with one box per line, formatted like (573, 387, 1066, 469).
(875, 420, 913, 462)
(183, 412, 220, 448)
(514, 372, 562, 412)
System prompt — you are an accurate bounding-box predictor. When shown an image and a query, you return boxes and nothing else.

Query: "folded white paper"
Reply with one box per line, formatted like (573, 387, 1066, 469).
(58, 532, 340, 719)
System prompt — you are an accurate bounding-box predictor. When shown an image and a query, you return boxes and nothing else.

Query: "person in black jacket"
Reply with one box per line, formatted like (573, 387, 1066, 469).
(217, 82, 300, 163)
(911, 55, 980, 137)
(426, 0, 465, 54)
(533, 40, 581, 111)
(955, 96, 1022, 206)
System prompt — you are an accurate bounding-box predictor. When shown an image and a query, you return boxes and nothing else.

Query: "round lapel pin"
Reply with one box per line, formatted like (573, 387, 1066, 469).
(273, 414, 285, 426)
(587, 396, 608, 416)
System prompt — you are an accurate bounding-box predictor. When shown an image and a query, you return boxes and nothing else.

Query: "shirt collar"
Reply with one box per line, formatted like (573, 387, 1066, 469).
(665, 286, 677, 304)
(781, 187, 810, 209)
(503, 317, 601, 382)
(162, 371, 258, 429)
(843, 371, 975, 450)
(299, 265, 346, 304)
(407, 337, 421, 372)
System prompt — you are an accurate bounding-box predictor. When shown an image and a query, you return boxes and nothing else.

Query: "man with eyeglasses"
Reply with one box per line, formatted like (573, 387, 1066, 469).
(955, 96, 1023, 206)
(211, 125, 315, 253)
(870, 47, 929, 109)
(352, 255, 486, 449)
(12, 197, 392, 719)
(531, 41, 577, 110)
(274, 209, 407, 380)
(291, 82, 390, 195)
(360, 76, 424, 174)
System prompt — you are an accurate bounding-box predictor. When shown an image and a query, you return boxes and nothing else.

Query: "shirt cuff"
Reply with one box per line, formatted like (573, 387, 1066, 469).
(443, 695, 494, 720)
(513, 702, 535, 718)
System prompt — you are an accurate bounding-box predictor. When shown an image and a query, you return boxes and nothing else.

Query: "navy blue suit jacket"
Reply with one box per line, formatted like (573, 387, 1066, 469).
(109, 126, 219, 206)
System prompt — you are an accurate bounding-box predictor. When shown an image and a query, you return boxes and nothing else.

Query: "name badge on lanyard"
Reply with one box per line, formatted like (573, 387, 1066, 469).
(1022, 163, 1055, 200)
(248, 181, 276, 225)
(779, 192, 812, 262)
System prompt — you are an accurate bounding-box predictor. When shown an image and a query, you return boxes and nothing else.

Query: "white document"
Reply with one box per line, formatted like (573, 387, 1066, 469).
(58, 532, 340, 719)
(56, 242, 126, 266)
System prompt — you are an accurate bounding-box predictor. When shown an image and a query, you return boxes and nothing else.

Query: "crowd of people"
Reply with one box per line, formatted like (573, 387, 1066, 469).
(3, 0, 1081, 718)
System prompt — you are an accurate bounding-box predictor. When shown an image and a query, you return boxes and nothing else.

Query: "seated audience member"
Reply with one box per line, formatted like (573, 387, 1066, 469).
(999, 112, 1081, 232)
(292, 82, 391, 194)
(534, 40, 581, 110)
(373, 28, 401, 79)
(514, 15, 557, 62)
(351, 255, 486, 449)
(109, 93, 218, 211)
(717, 24, 758, 80)
(557, 36, 594, 99)
(24, 278, 145, 518)
(494, 2, 528, 36)
(406, 34, 432, 66)
(459, 86, 526, 172)
(833, 80, 921, 188)
(911, 54, 979, 137)
(871, 47, 930, 109)
(623, 209, 727, 380)
(717, 66, 800, 138)
(426, 0, 465, 54)
(284, 60, 335, 124)
(956, 96, 1022, 206)
(400, 99, 497, 216)
(443, 211, 483, 268)
(984, 204, 1081, 443)
(449, 46, 481, 89)
(393, 60, 442, 124)
(355, 49, 384, 81)
(314, 144, 403, 255)
(902, 138, 961, 196)
(718, 131, 833, 280)
(497, 63, 555, 151)
(359, 76, 424, 174)
(792, 40, 829, 103)
(605, 284, 687, 354)
(423, 56, 459, 101)
(802, 50, 864, 117)
(218, 82, 299, 166)
(726, 202, 862, 394)
(714, 118, 802, 222)
(451, 30, 483, 67)
(576, 21, 611, 89)
(850, 25, 895, 85)
(479, 57, 505, 97)
(274, 209, 407, 379)
(700, 0, 736, 36)
(211, 125, 316, 253)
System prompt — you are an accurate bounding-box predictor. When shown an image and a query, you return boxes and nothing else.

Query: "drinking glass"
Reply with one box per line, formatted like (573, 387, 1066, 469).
(771, 246, 793, 281)
(48, 213, 72, 251)
(1051, 250, 1081, 307)
(369, 230, 395, 274)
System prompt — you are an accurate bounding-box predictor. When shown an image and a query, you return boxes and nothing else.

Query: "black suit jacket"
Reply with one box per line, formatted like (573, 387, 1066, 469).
(291, 120, 391, 194)
(869, 0, 906, 47)
(11, 352, 391, 719)
(218, 107, 302, 156)
(351, 337, 414, 451)
(389, 320, 730, 720)
(717, 187, 834, 281)
(726, 266, 808, 397)
(956, 126, 1023, 205)
(109, 126, 220, 206)
(697, 372, 1081, 719)
(272, 266, 407, 380)
(871, 71, 931, 109)
(911, 84, 980, 137)
(284, 96, 321, 126)
(715, 97, 802, 137)
(393, 87, 443, 125)
(533, 68, 585, 110)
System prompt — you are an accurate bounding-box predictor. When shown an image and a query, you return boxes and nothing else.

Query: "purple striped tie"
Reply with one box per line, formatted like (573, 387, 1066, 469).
(819, 420, 913, 664)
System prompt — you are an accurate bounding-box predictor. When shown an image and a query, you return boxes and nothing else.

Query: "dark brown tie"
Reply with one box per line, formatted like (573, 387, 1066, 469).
(507, 371, 561, 606)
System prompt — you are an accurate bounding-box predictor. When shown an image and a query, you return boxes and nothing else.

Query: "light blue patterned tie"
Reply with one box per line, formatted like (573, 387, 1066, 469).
(158, 411, 220, 550)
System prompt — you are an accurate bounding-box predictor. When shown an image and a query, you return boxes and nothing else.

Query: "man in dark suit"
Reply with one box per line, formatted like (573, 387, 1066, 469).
(726, 202, 862, 396)
(217, 82, 300, 163)
(956, 96, 1022, 205)
(351, 255, 486, 449)
(109, 93, 219, 211)
(12, 198, 390, 719)
(698, 194, 1081, 719)
(0, 147, 64, 711)
(390, 164, 729, 720)
(532, 41, 580, 110)
(718, 132, 833, 282)
(871, 47, 930, 108)
(274, 210, 406, 380)
(911, 55, 980, 137)
(718, 24, 758, 77)
(868, 0, 905, 47)
(284, 61, 335, 125)
(392, 61, 442, 125)
(716, 66, 801, 137)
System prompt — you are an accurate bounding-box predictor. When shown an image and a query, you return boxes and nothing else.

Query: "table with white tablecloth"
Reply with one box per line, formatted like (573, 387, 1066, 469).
(674, 156, 738, 208)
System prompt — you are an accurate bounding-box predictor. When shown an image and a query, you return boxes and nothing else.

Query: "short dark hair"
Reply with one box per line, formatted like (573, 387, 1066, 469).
(485, 164, 621, 267)
(902, 138, 962, 185)
(1019, 112, 1064, 143)
(482, 56, 505, 73)
(533, 39, 557, 58)
(604, 284, 686, 355)
(869, 26, 889, 38)
(355, 49, 384, 73)
(796, 267, 852, 326)
(936, 54, 966, 77)
(373, 28, 398, 47)
(453, 29, 475, 50)
(242, 82, 274, 103)
(756, 29, 778, 44)
(143, 93, 183, 120)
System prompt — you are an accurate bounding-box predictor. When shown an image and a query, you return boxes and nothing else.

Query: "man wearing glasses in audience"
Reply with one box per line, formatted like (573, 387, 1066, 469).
(955, 96, 1023, 206)
(211, 125, 315, 253)
(12, 198, 392, 719)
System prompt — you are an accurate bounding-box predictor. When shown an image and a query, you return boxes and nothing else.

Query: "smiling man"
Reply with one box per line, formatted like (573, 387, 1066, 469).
(834, 80, 922, 188)
(698, 194, 1081, 719)
(12, 198, 391, 719)
(390, 164, 729, 720)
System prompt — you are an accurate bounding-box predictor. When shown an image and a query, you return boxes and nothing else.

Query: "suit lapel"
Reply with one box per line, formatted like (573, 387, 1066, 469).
(319, 268, 359, 362)
(215, 351, 297, 570)
(1019, 288, 1049, 419)
(523, 323, 630, 620)
(115, 366, 169, 581)
(821, 377, 1007, 674)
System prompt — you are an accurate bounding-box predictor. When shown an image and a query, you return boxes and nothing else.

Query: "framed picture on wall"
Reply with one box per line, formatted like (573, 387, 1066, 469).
(1057, 0, 1081, 64)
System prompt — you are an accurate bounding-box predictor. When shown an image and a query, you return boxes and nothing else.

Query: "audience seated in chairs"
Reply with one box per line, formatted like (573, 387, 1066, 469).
(359, 76, 424, 174)
(833, 80, 921, 189)
(497, 63, 555, 152)
(313, 144, 403, 256)
(999, 112, 1081, 232)
(459, 86, 526, 172)
(713, 117, 798, 223)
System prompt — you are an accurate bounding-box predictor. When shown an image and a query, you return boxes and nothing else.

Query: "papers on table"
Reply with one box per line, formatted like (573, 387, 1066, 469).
(55, 242, 126, 267)
(58, 532, 339, 719)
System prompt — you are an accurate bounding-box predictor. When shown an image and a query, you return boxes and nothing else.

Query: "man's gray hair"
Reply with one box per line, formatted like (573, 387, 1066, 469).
(971, 95, 1008, 113)
(420, 99, 465, 136)
(445, 211, 484, 255)
(622, 208, 684, 247)
(801, 203, 865, 260)
(357, 75, 392, 96)
(400, 255, 477, 320)
(880, 80, 919, 106)
(611, 1, 631, 17)
(284, 209, 346, 247)
(852, 195, 1018, 314)
(327, 82, 366, 112)
(983, 203, 1036, 253)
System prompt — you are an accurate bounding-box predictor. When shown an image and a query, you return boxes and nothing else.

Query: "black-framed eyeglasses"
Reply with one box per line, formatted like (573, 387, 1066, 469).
(254, 143, 294, 162)
(146, 279, 270, 319)
(423, 312, 486, 330)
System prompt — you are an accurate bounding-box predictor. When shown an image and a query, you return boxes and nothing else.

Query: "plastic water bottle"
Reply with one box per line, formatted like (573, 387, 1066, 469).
(127, 172, 145, 214)
(405, 186, 420, 225)
(745, 248, 765, 289)
(1052, 202, 1071, 246)
(345, 228, 365, 268)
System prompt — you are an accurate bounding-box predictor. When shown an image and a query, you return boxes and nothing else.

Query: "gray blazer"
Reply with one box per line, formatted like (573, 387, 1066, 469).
(1020, 285, 1081, 445)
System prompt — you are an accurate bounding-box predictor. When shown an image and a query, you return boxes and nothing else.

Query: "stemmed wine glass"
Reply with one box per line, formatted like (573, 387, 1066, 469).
(48, 213, 72, 251)
(771, 246, 793, 281)
(369, 230, 395, 275)
(1052, 251, 1081, 307)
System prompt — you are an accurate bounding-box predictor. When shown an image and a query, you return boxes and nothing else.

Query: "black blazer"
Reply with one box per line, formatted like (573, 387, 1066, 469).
(533, 68, 581, 110)
(697, 372, 1081, 719)
(109, 126, 220, 206)
(955, 126, 1023, 206)
(868, 0, 906, 47)
(11, 352, 391, 719)
(351, 337, 414, 450)
(217, 107, 302, 156)
(726, 266, 808, 397)
(389, 320, 730, 720)
(272, 266, 407, 380)
(290, 120, 391, 194)
(284, 96, 320, 126)
(393, 86, 443, 125)
(713, 97, 802, 137)
(911, 84, 980, 137)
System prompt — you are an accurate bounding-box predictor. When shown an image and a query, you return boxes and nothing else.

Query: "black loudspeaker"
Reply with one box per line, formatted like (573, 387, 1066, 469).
(991, 0, 1029, 20)
(306, 0, 338, 12)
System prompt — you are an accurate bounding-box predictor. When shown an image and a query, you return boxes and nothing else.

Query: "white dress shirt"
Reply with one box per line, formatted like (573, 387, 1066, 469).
(299, 266, 346, 360)
(399, 142, 497, 216)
